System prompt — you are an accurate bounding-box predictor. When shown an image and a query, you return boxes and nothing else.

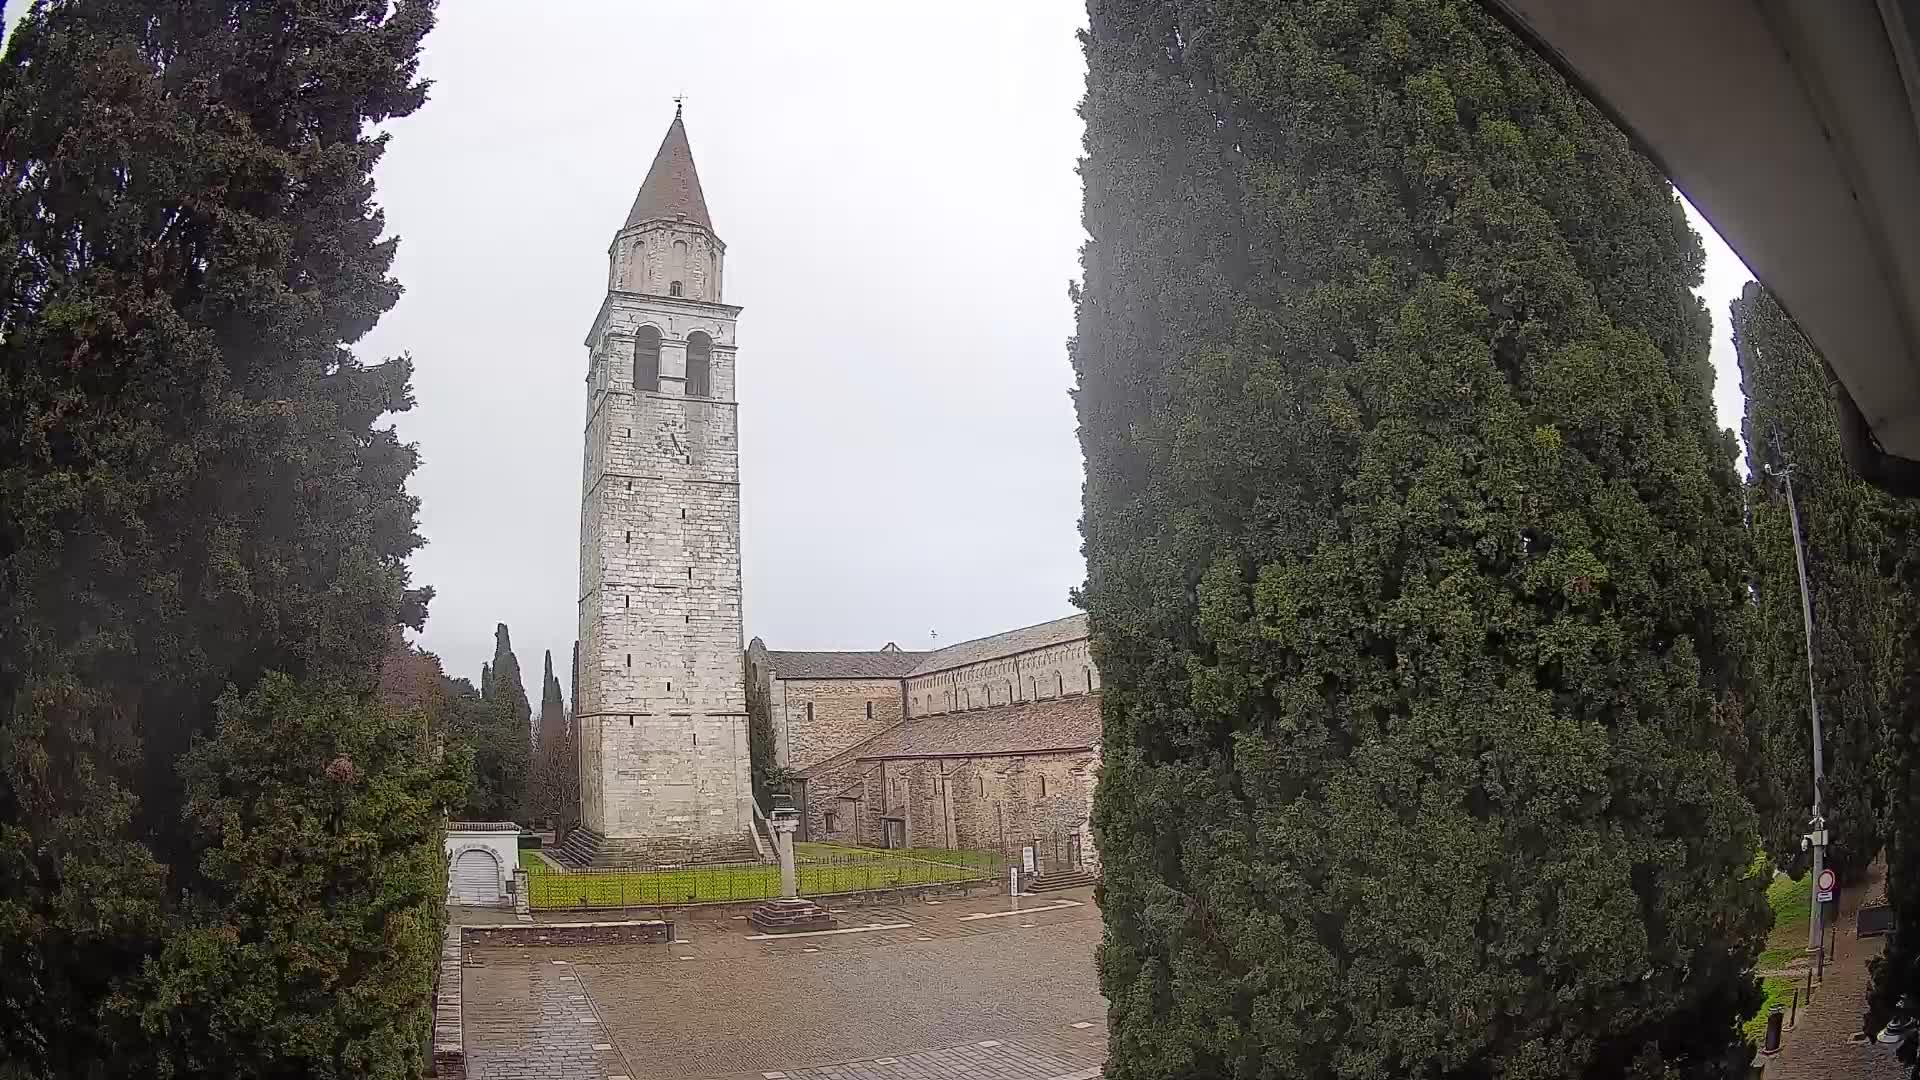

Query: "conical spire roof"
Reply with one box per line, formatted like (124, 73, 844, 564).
(624, 111, 713, 232)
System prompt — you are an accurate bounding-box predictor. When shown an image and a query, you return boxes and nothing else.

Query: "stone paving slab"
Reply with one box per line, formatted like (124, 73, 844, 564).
(751, 1033, 1103, 1080)
(465, 887, 1105, 1079)
(463, 954, 626, 1080)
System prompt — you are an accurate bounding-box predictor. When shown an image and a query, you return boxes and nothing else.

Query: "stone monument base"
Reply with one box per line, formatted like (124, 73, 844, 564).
(748, 897, 837, 934)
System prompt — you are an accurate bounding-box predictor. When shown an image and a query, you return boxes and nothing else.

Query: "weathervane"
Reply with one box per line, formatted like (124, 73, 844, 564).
(673, 92, 686, 119)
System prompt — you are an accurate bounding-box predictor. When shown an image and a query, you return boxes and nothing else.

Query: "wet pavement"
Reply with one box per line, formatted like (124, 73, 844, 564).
(463, 887, 1106, 1080)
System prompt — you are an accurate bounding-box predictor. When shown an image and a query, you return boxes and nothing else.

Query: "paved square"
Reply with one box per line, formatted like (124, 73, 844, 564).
(465, 889, 1106, 1080)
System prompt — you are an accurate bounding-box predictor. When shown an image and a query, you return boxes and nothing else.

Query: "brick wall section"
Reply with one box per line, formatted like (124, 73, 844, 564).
(773, 677, 906, 771)
(803, 750, 1098, 869)
(434, 924, 464, 1079)
(797, 694, 1102, 860)
(462, 920, 674, 948)
(906, 639, 1100, 718)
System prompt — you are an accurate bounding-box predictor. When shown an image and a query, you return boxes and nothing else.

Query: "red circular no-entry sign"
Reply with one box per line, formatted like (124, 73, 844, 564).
(1818, 868, 1837, 894)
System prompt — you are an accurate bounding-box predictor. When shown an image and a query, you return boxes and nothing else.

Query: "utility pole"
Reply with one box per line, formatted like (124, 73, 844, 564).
(1765, 457, 1828, 980)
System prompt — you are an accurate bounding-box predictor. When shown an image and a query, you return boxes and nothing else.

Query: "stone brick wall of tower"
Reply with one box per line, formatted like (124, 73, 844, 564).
(576, 284, 749, 843)
(904, 638, 1101, 718)
(766, 677, 906, 772)
(612, 220, 723, 303)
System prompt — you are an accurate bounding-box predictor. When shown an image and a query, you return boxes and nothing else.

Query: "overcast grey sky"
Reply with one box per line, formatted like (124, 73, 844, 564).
(354, 3, 1094, 686)
(3, 3, 1757, 693)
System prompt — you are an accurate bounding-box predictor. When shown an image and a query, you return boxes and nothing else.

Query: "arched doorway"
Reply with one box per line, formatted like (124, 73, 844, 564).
(451, 847, 502, 905)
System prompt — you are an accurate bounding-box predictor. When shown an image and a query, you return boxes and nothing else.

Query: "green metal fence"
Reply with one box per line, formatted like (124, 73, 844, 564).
(521, 846, 1005, 910)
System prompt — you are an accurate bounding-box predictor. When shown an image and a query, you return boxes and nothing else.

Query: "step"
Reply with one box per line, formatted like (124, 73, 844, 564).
(748, 897, 838, 933)
(547, 830, 761, 870)
(1026, 869, 1097, 893)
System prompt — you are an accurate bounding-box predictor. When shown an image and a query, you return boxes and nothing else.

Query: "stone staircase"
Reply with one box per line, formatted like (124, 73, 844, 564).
(552, 827, 762, 870)
(1025, 867, 1098, 893)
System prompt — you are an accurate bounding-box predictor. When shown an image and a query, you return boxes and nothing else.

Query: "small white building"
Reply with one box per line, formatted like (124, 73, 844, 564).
(445, 822, 520, 907)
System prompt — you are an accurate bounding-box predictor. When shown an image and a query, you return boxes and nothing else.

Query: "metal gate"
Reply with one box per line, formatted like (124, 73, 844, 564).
(1030, 829, 1084, 873)
(452, 849, 501, 905)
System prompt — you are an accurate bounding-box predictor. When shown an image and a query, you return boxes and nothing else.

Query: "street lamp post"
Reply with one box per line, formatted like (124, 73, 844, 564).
(1765, 460, 1828, 981)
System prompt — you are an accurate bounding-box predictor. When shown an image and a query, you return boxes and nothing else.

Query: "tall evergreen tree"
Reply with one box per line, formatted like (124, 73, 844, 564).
(133, 674, 463, 1079)
(538, 648, 565, 750)
(1732, 281, 1895, 880)
(0, 1, 437, 1073)
(490, 623, 531, 739)
(432, 635, 534, 823)
(1074, 2, 1765, 1076)
(1871, 595, 1920, 1070)
(529, 649, 575, 832)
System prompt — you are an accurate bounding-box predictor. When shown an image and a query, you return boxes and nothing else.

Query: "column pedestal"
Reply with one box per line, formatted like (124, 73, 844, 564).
(748, 813, 836, 933)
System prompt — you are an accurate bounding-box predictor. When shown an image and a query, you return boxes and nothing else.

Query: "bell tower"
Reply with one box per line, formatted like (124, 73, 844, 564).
(573, 107, 753, 861)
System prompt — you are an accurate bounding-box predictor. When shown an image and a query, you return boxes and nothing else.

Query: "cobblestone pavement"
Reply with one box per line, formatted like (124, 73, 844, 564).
(463, 953, 630, 1080)
(760, 1031, 1106, 1080)
(1764, 867, 1903, 1080)
(464, 888, 1105, 1080)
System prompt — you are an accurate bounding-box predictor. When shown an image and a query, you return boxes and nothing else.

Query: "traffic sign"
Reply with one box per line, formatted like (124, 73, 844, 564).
(1816, 867, 1837, 903)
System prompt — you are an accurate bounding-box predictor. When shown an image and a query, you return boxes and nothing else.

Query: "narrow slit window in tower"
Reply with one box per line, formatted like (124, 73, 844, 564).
(669, 280, 683, 297)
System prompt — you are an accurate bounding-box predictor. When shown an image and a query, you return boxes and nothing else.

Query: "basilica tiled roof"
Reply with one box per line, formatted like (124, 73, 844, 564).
(801, 693, 1101, 775)
(763, 650, 926, 680)
(905, 614, 1087, 677)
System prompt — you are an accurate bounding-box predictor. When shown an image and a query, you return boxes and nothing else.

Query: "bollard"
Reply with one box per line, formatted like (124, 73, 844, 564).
(1762, 1006, 1785, 1055)
(1789, 988, 1798, 1028)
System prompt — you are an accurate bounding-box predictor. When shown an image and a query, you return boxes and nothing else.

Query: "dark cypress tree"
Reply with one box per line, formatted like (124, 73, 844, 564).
(0, 1, 436, 1072)
(490, 623, 531, 738)
(539, 649, 566, 750)
(1732, 282, 1895, 881)
(1074, 2, 1765, 1076)
(1870, 602, 1920, 1068)
(485, 622, 530, 818)
(134, 675, 464, 1079)
(529, 650, 576, 834)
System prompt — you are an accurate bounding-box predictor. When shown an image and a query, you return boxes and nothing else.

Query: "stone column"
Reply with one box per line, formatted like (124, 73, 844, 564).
(748, 809, 835, 934)
(772, 815, 798, 898)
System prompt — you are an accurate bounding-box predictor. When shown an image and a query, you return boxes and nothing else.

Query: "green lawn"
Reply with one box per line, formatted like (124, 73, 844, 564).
(1768, 872, 1813, 924)
(1743, 976, 1797, 1041)
(1758, 870, 1814, 972)
(520, 846, 998, 910)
